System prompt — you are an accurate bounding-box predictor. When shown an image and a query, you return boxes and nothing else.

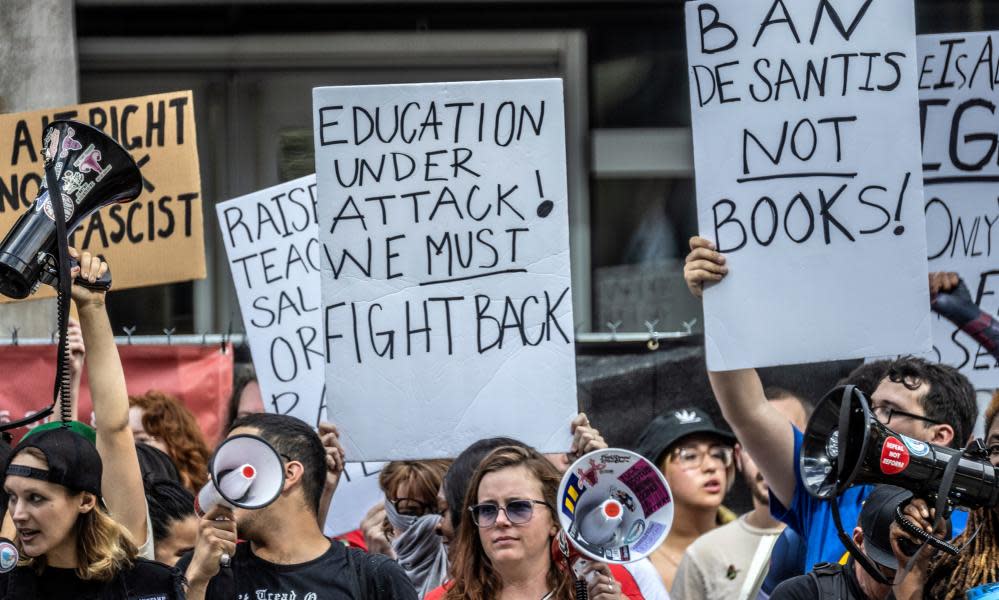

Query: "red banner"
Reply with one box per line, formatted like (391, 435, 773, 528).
(0, 344, 233, 445)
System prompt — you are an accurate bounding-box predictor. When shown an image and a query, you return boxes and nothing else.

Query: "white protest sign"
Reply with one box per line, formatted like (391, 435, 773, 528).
(313, 79, 577, 461)
(217, 175, 385, 536)
(685, 0, 932, 370)
(918, 32, 999, 390)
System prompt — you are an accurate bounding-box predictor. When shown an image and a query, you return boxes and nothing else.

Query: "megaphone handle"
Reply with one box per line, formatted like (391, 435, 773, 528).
(69, 256, 112, 291)
(893, 505, 960, 556)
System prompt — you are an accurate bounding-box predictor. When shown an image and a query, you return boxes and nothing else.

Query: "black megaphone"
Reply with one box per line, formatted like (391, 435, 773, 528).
(0, 120, 142, 299)
(801, 385, 999, 510)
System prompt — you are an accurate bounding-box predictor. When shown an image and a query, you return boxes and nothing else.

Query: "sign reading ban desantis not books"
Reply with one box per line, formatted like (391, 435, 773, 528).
(918, 32, 999, 390)
(0, 91, 205, 297)
(686, 0, 932, 370)
(313, 79, 577, 461)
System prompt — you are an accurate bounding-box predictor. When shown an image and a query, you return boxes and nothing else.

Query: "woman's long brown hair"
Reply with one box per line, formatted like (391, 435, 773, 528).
(129, 390, 211, 492)
(444, 445, 573, 600)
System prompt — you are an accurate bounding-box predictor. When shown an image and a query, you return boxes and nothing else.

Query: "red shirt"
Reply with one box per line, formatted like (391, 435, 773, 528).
(422, 565, 645, 600)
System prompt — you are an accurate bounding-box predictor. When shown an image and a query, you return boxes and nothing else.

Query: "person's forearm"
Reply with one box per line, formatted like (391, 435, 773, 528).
(932, 285, 999, 360)
(185, 578, 208, 600)
(708, 368, 797, 506)
(76, 302, 129, 433)
(318, 485, 335, 528)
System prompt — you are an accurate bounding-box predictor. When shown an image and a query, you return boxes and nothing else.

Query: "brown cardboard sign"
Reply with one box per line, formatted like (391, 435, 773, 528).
(0, 90, 205, 299)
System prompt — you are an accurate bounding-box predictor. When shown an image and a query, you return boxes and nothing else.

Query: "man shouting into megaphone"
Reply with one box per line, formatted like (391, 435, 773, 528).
(177, 415, 418, 600)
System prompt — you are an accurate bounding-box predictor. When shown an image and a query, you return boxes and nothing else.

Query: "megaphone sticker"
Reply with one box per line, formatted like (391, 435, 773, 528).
(880, 437, 910, 475)
(900, 435, 930, 457)
(558, 449, 674, 564)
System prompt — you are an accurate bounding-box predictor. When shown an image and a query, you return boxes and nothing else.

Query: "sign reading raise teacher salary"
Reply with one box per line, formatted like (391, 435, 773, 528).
(0, 91, 205, 297)
(918, 32, 999, 390)
(686, 0, 932, 370)
(218, 174, 386, 536)
(313, 79, 577, 461)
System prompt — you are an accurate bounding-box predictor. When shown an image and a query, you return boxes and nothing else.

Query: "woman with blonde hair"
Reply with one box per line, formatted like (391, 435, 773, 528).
(445, 445, 623, 600)
(1, 426, 183, 599)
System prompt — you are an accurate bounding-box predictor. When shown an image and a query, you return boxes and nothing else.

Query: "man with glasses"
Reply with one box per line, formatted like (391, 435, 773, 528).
(683, 235, 978, 572)
(635, 407, 738, 589)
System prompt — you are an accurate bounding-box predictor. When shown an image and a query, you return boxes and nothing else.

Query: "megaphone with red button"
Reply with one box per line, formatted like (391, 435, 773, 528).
(195, 434, 286, 515)
(554, 449, 673, 580)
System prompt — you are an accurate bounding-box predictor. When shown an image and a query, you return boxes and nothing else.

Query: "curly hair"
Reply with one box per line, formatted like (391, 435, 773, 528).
(129, 391, 211, 493)
(445, 445, 573, 600)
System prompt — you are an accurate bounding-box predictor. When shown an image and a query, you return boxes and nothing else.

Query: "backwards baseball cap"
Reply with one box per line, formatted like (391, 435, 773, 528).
(4, 426, 103, 497)
(634, 407, 737, 465)
(859, 484, 912, 571)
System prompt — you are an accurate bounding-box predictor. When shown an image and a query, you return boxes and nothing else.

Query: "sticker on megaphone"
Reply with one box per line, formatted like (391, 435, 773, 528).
(557, 448, 673, 564)
(196, 434, 286, 515)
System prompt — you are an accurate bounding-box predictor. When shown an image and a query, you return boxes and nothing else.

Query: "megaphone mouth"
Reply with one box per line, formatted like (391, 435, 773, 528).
(801, 385, 875, 498)
(209, 434, 285, 510)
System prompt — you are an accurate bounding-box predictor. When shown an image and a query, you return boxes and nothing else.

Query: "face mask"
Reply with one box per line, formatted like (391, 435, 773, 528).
(384, 498, 420, 533)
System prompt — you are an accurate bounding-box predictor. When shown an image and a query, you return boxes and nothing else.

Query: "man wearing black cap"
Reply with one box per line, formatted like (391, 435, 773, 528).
(770, 485, 910, 600)
(634, 407, 737, 589)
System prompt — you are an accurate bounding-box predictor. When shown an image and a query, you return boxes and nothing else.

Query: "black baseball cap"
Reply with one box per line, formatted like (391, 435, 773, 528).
(634, 407, 737, 465)
(4, 426, 103, 498)
(860, 485, 912, 570)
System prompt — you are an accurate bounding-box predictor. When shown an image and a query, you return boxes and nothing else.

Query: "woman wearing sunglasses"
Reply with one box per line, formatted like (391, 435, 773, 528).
(445, 445, 622, 600)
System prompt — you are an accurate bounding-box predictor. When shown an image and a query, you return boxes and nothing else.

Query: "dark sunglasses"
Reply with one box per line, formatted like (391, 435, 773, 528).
(469, 499, 549, 527)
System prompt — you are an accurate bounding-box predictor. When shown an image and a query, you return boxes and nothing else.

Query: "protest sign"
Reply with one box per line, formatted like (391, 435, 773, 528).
(313, 79, 577, 461)
(218, 174, 387, 534)
(685, 0, 932, 370)
(918, 32, 999, 390)
(0, 90, 205, 298)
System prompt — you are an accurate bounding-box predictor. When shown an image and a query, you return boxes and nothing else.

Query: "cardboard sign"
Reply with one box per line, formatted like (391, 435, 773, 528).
(918, 32, 999, 389)
(218, 174, 387, 535)
(685, 0, 932, 370)
(313, 79, 577, 461)
(0, 91, 205, 298)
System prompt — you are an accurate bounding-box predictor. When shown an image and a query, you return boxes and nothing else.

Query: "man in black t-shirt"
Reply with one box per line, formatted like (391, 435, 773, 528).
(770, 486, 908, 600)
(177, 413, 416, 600)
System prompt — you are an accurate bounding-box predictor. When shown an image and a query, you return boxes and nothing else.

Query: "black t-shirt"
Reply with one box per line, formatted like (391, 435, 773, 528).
(176, 540, 418, 600)
(0, 558, 184, 600)
(771, 561, 868, 600)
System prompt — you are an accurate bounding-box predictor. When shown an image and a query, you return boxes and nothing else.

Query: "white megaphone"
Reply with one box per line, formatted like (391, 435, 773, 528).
(554, 449, 673, 581)
(195, 434, 286, 515)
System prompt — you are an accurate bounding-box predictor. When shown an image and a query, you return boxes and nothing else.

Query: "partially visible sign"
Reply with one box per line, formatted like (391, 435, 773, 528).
(218, 175, 389, 535)
(918, 32, 999, 389)
(685, 0, 932, 370)
(0, 90, 205, 298)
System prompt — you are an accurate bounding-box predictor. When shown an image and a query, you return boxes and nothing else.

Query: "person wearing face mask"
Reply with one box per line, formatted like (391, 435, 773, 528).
(635, 407, 737, 590)
(378, 460, 452, 597)
(1, 427, 184, 599)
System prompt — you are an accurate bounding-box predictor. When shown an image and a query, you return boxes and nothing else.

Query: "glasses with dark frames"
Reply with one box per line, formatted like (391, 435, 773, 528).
(871, 405, 942, 427)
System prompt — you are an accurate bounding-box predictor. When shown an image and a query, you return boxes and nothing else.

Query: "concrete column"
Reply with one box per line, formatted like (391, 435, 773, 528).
(0, 0, 78, 337)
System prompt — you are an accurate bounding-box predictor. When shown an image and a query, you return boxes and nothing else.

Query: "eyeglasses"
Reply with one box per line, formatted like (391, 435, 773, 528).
(469, 499, 549, 528)
(389, 497, 435, 517)
(871, 405, 941, 427)
(986, 444, 999, 458)
(670, 445, 733, 470)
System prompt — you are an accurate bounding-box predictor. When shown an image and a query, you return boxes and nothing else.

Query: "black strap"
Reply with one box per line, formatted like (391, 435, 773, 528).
(4, 465, 50, 482)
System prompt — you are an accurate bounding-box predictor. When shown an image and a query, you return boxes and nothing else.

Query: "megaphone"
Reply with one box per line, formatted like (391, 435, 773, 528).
(801, 385, 999, 510)
(554, 449, 673, 580)
(0, 120, 141, 299)
(195, 434, 286, 515)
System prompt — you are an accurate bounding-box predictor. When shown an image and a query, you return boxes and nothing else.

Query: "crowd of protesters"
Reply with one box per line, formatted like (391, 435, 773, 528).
(0, 243, 996, 600)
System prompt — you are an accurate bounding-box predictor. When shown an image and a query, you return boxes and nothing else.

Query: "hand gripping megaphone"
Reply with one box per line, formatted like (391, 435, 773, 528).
(801, 385, 999, 561)
(195, 434, 286, 516)
(554, 449, 673, 585)
(0, 121, 142, 299)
